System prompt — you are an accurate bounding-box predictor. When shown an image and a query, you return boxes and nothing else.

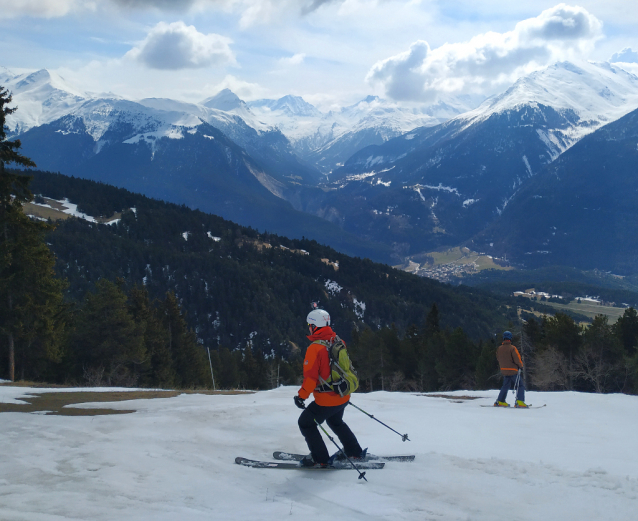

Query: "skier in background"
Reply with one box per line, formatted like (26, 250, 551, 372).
(495, 331, 529, 408)
(294, 308, 364, 467)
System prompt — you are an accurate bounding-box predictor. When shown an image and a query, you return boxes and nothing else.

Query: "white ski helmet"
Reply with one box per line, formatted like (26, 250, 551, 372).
(307, 309, 330, 328)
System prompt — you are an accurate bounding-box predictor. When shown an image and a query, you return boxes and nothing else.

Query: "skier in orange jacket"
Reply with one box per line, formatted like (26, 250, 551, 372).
(495, 331, 529, 408)
(294, 308, 363, 467)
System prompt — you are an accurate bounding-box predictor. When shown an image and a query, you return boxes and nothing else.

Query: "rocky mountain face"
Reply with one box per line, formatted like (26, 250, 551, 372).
(474, 106, 638, 273)
(316, 61, 638, 260)
(2, 68, 389, 260)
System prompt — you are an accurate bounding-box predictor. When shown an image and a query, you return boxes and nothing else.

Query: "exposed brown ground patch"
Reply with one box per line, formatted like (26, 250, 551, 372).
(0, 389, 252, 416)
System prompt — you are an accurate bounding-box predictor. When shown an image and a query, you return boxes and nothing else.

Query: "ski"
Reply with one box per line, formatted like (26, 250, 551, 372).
(235, 457, 384, 470)
(273, 451, 415, 462)
(480, 404, 547, 409)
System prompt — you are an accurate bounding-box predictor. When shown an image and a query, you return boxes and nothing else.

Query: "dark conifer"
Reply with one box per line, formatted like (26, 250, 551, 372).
(1, 86, 65, 381)
(161, 292, 208, 388)
(72, 279, 145, 386)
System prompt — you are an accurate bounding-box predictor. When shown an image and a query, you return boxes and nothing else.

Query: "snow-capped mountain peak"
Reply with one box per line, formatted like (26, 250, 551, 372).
(2, 67, 88, 135)
(270, 95, 321, 117)
(459, 60, 638, 138)
(247, 95, 322, 118)
(201, 89, 247, 112)
(12, 68, 86, 99)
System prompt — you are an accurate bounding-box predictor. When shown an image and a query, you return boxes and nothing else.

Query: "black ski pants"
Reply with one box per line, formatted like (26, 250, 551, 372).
(298, 400, 362, 464)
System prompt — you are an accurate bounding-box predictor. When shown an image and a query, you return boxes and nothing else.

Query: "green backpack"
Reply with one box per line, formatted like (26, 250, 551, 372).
(315, 336, 359, 396)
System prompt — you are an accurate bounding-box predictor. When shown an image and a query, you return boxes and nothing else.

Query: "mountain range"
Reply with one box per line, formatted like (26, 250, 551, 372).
(317, 61, 638, 264)
(3, 60, 638, 272)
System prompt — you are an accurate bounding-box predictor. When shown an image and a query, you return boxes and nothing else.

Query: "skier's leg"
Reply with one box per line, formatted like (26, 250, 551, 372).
(326, 402, 363, 457)
(516, 375, 525, 402)
(497, 375, 513, 403)
(298, 401, 330, 464)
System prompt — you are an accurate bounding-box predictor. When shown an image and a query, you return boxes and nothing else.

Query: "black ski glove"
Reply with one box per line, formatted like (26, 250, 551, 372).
(294, 395, 306, 409)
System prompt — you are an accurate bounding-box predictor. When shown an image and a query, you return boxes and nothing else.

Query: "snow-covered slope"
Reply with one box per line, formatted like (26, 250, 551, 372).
(200, 88, 269, 131)
(4, 68, 321, 185)
(458, 60, 638, 158)
(249, 94, 322, 118)
(249, 94, 483, 172)
(1, 386, 636, 520)
(1, 68, 88, 136)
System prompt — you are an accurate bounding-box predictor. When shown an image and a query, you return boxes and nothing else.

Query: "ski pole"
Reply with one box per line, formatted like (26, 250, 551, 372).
(513, 370, 521, 403)
(348, 402, 410, 442)
(314, 419, 368, 481)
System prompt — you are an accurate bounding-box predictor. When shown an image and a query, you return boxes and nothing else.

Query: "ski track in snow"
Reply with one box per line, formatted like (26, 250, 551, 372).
(0, 387, 636, 520)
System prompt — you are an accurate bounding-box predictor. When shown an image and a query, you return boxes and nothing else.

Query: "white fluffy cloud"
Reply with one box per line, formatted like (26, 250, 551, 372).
(610, 48, 638, 64)
(127, 21, 235, 70)
(367, 3, 604, 102)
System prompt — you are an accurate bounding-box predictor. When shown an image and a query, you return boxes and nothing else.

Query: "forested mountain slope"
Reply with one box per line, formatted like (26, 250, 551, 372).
(28, 171, 518, 356)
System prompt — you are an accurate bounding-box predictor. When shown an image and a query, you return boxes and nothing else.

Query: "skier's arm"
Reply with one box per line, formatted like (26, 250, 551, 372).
(512, 347, 523, 369)
(298, 344, 320, 399)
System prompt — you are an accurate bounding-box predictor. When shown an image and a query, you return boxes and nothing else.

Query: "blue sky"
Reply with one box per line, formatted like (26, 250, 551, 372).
(1, 1, 637, 109)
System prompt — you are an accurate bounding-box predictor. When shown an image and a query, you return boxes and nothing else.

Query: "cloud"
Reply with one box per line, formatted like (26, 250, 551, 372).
(109, 0, 196, 9)
(279, 53, 306, 66)
(127, 21, 235, 70)
(610, 48, 638, 64)
(367, 3, 603, 102)
(0, 0, 89, 19)
(301, 0, 340, 15)
(206, 74, 267, 100)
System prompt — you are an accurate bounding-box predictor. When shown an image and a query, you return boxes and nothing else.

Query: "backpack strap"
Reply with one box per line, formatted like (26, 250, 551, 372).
(313, 340, 336, 393)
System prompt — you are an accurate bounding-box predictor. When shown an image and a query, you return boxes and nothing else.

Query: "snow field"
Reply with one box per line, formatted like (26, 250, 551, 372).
(0, 387, 636, 520)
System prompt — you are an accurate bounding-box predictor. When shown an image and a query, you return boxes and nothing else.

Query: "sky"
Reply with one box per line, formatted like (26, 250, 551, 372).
(1, 1, 637, 110)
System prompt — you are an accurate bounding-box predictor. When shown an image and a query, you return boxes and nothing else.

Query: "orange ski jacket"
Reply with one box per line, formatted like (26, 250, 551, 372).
(298, 326, 350, 407)
(496, 341, 524, 376)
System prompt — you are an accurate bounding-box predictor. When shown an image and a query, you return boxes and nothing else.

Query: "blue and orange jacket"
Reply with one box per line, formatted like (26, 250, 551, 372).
(496, 340, 523, 376)
(298, 326, 350, 407)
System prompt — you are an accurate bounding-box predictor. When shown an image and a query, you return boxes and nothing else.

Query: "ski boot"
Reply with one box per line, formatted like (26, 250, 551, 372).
(494, 401, 510, 407)
(329, 448, 368, 465)
(299, 455, 329, 468)
(515, 400, 529, 408)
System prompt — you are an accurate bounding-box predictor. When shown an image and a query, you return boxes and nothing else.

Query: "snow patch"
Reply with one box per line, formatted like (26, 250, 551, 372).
(345, 171, 377, 182)
(32, 198, 97, 223)
(417, 183, 460, 196)
(324, 280, 343, 296)
(522, 155, 533, 176)
(365, 155, 385, 168)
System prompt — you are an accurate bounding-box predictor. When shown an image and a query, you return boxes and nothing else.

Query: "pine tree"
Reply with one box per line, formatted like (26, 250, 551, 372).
(614, 307, 638, 356)
(475, 339, 499, 390)
(12, 231, 68, 381)
(128, 285, 175, 387)
(1, 86, 65, 381)
(72, 279, 145, 386)
(161, 292, 208, 388)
